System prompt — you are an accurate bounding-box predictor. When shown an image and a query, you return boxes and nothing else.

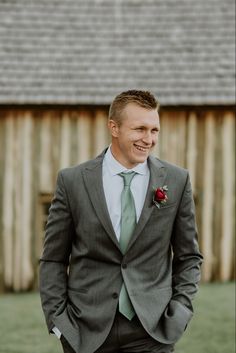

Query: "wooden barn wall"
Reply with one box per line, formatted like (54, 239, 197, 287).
(0, 107, 235, 291)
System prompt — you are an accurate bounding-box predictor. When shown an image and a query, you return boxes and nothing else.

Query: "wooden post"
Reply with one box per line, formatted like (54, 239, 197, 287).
(77, 111, 92, 163)
(13, 114, 22, 291)
(158, 111, 170, 161)
(174, 111, 187, 167)
(0, 113, 4, 291)
(59, 111, 71, 169)
(2, 114, 15, 289)
(21, 112, 34, 289)
(201, 113, 215, 282)
(220, 112, 235, 281)
(51, 111, 61, 182)
(186, 112, 197, 193)
(93, 110, 108, 156)
(39, 113, 54, 193)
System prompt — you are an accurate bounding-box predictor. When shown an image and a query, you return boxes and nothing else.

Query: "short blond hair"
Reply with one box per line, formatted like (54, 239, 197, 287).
(109, 90, 159, 124)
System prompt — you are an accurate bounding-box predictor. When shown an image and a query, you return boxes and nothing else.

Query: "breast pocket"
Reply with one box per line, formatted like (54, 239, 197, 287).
(151, 202, 178, 216)
(147, 202, 178, 238)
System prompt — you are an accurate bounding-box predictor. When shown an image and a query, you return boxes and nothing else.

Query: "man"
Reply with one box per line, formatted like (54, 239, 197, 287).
(39, 90, 203, 353)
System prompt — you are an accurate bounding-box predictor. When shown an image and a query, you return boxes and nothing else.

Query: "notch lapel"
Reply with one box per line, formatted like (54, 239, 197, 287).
(82, 153, 120, 250)
(126, 156, 168, 253)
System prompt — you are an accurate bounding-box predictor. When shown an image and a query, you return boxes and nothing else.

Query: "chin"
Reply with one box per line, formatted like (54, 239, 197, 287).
(132, 156, 148, 165)
(135, 151, 149, 160)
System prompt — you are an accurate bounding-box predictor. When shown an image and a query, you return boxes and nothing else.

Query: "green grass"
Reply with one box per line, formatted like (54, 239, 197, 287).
(0, 283, 234, 353)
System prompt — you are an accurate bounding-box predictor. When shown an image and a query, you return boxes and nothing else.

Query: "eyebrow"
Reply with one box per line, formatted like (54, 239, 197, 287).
(134, 125, 160, 130)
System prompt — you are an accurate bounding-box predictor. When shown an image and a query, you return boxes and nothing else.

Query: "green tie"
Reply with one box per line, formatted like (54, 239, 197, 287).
(118, 171, 136, 320)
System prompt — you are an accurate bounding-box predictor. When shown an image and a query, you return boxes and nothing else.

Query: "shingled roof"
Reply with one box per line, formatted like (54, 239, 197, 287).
(0, 0, 235, 106)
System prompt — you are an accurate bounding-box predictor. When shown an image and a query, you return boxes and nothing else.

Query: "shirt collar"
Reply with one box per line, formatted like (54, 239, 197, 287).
(104, 145, 149, 176)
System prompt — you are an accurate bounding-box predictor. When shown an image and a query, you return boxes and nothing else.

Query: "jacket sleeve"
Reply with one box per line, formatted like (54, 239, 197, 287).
(39, 170, 75, 332)
(171, 172, 203, 311)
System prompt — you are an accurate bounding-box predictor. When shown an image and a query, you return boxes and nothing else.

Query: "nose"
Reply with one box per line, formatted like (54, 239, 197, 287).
(142, 131, 153, 145)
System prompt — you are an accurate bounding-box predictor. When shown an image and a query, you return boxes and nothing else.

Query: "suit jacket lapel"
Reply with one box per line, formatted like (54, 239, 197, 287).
(82, 151, 120, 250)
(82, 151, 167, 254)
(126, 155, 168, 253)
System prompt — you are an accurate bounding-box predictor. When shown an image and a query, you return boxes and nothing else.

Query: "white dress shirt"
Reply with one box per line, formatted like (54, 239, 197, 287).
(102, 146, 150, 240)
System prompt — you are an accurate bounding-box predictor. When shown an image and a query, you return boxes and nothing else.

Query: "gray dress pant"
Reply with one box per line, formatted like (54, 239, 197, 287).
(61, 311, 175, 353)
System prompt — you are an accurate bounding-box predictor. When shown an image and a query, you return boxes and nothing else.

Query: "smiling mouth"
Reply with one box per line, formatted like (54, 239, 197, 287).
(134, 144, 150, 152)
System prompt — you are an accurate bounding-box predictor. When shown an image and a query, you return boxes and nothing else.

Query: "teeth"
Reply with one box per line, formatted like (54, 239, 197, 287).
(135, 145, 147, 152)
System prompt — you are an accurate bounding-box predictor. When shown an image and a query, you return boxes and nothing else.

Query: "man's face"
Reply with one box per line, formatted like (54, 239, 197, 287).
(109, 103, 160, 168)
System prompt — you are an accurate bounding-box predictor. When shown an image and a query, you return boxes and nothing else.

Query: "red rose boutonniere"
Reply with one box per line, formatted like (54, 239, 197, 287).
(153, 185, 168, 209)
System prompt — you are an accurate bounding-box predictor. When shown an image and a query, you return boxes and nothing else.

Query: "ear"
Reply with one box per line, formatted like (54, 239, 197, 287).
(108, 119, 120, 137)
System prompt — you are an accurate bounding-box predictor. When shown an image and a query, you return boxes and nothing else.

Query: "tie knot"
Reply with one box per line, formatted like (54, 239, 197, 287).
(119, 171, 136, 186)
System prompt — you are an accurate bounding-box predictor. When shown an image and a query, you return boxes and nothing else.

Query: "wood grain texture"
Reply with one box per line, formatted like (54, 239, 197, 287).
(0, 107, 235, 290)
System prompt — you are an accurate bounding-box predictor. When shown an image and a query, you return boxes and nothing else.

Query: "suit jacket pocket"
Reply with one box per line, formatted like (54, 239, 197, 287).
(156, 299, 193, 343)
(53, 308, 80, 353)
(153, 201, 178, 212)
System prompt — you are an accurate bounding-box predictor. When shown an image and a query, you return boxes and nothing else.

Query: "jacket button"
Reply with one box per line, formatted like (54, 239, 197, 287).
(122, 263, 127, 269)
(112, 293, 118, 299)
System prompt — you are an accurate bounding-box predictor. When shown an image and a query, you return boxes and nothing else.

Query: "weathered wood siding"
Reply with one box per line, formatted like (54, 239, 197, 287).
(0, 107, 235, 291)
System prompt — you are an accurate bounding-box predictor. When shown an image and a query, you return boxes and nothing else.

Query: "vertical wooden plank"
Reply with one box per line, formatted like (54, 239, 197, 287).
(211, 112, 223, 280)
(77, 111, 92, 163)
(13, 113, 22, 291)
(21, 112, 34, 289)
(59, 111, 71, 169)
(0, 111, 6, 291)
(186, 112, 197, 193)
(220, 112, 235, 281)
(70, 110, 80, 166)
(194, 111, 205, 264)
(51, 111, 61, 181)
(173, 111, 187, 168)
(2, 113, 15, 289)
(39, 112, 53, 192)
(93, 109, 109, 156)
(31, 110, 42, 288)
(168, 112, 179, 165)
(157, 111, 170, 161)
(201, 113, 215, 282)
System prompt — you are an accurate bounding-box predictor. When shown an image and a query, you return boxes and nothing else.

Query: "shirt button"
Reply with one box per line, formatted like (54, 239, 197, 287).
(112, 293, 118, 299)
(122, 263, 127, 269)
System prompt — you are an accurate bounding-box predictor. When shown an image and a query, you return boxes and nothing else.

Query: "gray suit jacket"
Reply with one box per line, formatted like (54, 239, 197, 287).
(39, 150, 203, 353)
